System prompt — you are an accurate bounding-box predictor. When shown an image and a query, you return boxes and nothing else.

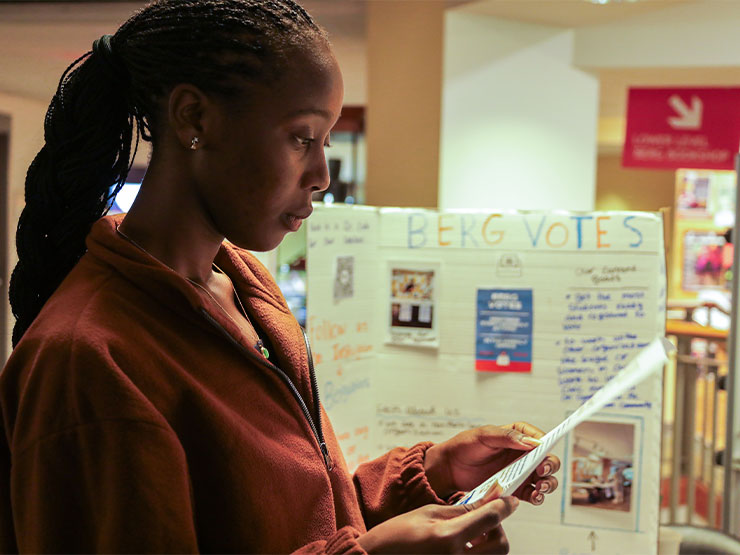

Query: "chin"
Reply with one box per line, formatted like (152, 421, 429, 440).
(228, 232, 285, 252)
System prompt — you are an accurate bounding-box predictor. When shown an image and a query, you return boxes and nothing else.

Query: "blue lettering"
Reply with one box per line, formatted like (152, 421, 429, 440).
(623, 216, 643, 248)
(460, 215, 479, 248)
(569, 215, 593, 249)
(523, 215, 546, 247)
(408, 213, 427, 248)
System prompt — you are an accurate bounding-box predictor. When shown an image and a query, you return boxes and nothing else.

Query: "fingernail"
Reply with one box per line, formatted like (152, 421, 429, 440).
(538, 482, 550, 493)
(540, 464, 552, 475)
(533, 493, 544, 505)
(521, 436, 542, 446)
(511, 496, 520, 508)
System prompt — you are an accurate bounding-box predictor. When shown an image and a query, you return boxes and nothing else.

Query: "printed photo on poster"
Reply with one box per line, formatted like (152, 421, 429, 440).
(676, 169, 736, 220)
(334, 256, 355, 302)
(682, 230, 732, 291)
(677, 172, 711, 216)
(475, 289, 533, 373)
(387, 264, 438, 347)
(562, 417, 642, 531)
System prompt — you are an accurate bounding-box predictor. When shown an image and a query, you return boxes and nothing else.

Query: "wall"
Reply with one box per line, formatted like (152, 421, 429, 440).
(595, 154, 675, 212)
(575, 0, 740, 69)
(439, 11, 599, 211)
(0, 92, 47, 354)
(324, 29, 366, 106)
(364, 1, 444, 208)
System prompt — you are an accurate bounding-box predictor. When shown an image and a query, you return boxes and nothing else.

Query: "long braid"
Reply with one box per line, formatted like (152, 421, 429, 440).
(10, 48, 136, 347)
(9, 0, 327, 347)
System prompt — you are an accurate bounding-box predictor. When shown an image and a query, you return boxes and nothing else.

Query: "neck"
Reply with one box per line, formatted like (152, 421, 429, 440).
(118, 160, 224, 285)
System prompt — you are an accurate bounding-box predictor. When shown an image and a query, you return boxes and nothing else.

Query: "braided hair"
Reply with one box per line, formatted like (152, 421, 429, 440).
(9, 0, 328, 347)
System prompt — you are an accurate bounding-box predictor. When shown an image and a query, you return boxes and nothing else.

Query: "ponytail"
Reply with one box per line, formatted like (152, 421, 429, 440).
(9, 35, 139, 347)
(9, 0, 328, 348)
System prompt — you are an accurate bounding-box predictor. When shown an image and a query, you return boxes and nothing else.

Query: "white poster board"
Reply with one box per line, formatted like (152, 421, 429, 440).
(305, 205, 666, 554)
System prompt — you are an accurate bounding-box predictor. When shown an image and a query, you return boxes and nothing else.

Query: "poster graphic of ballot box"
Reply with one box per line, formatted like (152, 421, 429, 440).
(475, 288, 533, 372)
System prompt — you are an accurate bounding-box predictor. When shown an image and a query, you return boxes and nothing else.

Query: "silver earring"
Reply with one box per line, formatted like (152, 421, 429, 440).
(190, 136, 200, 150)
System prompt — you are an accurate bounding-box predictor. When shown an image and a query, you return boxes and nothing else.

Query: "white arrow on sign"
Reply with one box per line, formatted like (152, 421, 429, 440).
(667, 94, 702, 130)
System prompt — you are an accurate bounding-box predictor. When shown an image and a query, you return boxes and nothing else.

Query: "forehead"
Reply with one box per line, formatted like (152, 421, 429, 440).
(252, 45, 344, 121)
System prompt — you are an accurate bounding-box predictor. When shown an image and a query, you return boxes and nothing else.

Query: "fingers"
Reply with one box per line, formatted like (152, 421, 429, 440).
(516, 484, 543, 505)
(480, 482, 503, 503)
(535, 475, 559, 494)
(516, 475, 558, 505)
(477, 425, 541, 452)
(536, 454, 561, 477)
(454, 496, 519, 543)
(510, 421, 545, 439)
(466, 525, 509, 554)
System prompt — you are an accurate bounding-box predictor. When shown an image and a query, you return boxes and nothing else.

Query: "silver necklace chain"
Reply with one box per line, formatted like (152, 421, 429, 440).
(115, 225, 270, 359)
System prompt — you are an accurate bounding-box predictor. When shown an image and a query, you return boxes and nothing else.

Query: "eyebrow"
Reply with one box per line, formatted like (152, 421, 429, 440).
(285, 108, 332, 119)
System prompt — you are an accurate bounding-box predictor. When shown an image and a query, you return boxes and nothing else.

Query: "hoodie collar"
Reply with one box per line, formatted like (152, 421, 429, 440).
(85, 215, 309, 392)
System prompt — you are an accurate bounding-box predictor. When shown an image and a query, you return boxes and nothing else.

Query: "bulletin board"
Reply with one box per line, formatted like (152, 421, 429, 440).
(305, 204, 666, 555)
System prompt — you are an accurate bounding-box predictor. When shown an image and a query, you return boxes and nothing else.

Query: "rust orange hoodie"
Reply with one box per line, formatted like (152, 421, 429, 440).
(0, 215, 445, 553)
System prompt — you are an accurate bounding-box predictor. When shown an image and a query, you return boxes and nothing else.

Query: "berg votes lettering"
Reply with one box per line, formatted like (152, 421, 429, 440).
(406, 213, 644, 249)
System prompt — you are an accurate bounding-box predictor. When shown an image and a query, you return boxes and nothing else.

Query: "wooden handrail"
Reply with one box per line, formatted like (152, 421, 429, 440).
(666, 319, 728, 341)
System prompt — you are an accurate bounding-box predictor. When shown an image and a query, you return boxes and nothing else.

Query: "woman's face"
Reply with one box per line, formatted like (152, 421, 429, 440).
(195, 44, 344, 251)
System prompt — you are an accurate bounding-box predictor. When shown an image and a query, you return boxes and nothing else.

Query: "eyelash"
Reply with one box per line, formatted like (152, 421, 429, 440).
(296, 136, 332, 149)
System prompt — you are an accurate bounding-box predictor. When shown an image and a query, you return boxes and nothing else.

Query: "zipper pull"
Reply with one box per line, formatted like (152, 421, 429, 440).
(320, 442, 334, 471)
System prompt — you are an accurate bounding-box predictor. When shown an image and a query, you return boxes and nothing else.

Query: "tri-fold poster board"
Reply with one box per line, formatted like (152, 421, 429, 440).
(304, 204, 667, 554)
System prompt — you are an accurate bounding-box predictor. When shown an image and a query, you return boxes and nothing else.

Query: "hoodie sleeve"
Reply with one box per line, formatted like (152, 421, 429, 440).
(293, 526, 366, 554)
(10, 419, 199, 553)
(2, 335, 200, 553)
(352, 441, 447, 529)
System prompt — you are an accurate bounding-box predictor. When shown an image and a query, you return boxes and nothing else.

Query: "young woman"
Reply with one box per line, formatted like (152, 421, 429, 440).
(0, 1, 559, 552)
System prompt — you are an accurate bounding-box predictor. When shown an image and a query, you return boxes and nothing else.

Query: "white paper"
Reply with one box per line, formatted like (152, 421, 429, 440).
(399, 303, 413, 322)
(456, 336, 674, 505)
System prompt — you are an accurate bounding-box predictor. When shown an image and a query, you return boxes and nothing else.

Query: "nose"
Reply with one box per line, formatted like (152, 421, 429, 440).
(303, 146, 331, 193)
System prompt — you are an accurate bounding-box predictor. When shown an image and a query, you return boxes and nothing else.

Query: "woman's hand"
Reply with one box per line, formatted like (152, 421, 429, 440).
(357, 495, 519, 554)
(424, 422, 560, 504)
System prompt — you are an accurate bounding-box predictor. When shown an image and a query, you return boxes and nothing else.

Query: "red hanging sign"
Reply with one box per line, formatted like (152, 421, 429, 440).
(622, 87, 740, 170)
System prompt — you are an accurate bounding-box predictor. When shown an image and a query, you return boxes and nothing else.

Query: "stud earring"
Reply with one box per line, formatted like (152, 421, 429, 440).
(190, 136, 200, 150)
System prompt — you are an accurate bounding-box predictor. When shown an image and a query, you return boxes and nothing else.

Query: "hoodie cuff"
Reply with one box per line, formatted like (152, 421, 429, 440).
(399, 441, 448, 506)
(294, 526, 366, 554)
(324, 526, 366, 554)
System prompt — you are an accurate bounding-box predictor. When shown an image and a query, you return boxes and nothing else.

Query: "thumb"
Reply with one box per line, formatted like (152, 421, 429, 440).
(479, 425, 542, 451)
(482, 482, 503, 502)
(452, 496, 520, 541)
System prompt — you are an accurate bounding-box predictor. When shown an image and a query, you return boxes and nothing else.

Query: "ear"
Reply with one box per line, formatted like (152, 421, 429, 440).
(167, 83, 215, 151)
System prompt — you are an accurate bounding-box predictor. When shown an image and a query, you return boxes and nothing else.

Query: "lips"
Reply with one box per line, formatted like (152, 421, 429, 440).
(283, 207, 313, 232)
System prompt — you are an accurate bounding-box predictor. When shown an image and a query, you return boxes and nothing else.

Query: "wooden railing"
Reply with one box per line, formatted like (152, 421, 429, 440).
(663, 301, 729, 529)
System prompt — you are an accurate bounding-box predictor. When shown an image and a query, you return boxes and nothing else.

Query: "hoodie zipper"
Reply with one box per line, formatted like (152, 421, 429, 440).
(200, 309, 333, 472)
(302, 328, 333, 471)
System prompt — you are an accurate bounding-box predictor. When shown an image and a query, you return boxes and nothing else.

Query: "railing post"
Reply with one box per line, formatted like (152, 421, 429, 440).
(709, 369, 719, 527)
(685, 361, 697, 523)
(672, 341, 687, 523)
(722, 152, 740, 535)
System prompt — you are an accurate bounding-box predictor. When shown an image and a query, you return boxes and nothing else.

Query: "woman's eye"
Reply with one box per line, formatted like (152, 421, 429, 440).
(294, 134, 331, 149)
(294, 135, 315, 148)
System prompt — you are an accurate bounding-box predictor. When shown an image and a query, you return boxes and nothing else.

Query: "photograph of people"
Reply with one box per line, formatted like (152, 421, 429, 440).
(570, 421, 634, 513)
